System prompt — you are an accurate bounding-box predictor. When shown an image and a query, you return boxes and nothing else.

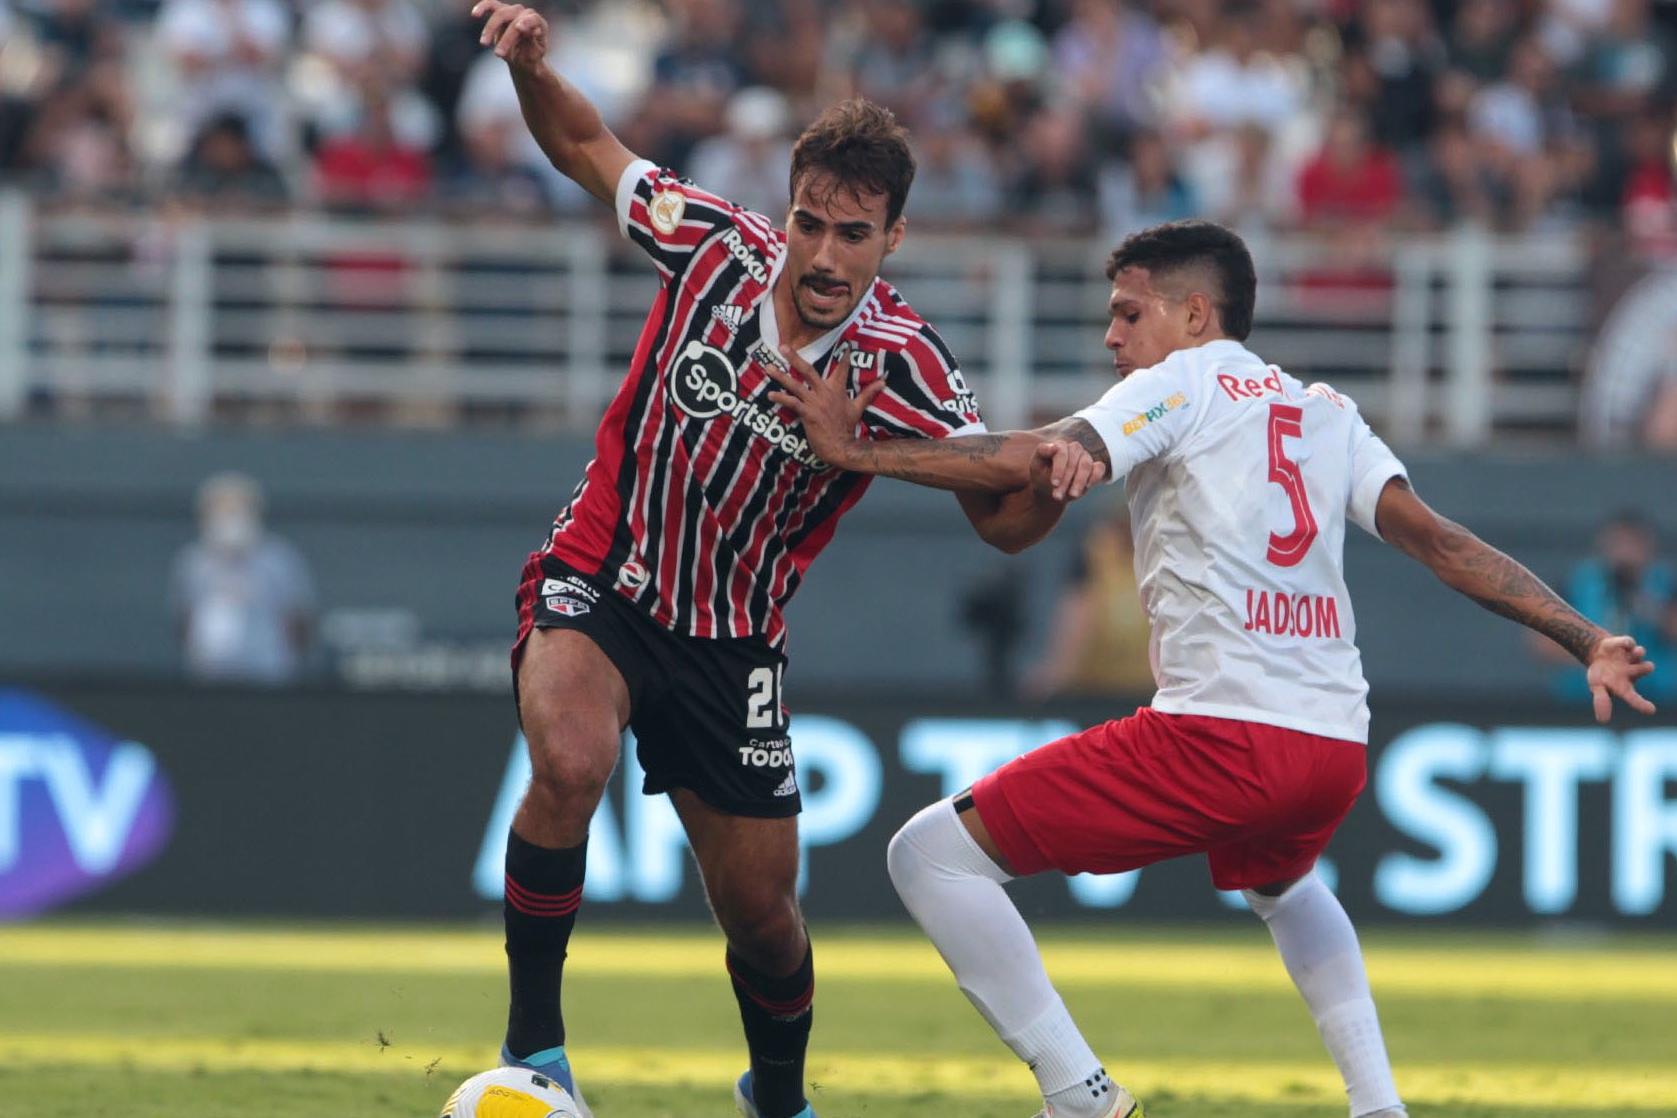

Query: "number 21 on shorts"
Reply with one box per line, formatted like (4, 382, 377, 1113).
(1266, 402, 1318, 567)
(746, 664, 784, 729)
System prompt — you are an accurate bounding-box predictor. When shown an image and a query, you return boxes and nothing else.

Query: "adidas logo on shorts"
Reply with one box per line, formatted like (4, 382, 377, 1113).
(772, 772, 798, 797)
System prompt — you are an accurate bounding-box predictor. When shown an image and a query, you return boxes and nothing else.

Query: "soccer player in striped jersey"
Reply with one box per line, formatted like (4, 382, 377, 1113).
(770, 220, 1656, 1118)
(469, 4, 1096, 1116)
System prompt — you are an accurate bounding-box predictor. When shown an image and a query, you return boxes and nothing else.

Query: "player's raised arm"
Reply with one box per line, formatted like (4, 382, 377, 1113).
(1373, 476, 1657, 722)
(471, 0, 636, 205)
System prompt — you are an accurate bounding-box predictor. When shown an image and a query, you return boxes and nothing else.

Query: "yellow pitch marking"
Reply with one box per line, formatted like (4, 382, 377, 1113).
(0, 1034, 1674, 1111)
(3, 925, 1677, 1003)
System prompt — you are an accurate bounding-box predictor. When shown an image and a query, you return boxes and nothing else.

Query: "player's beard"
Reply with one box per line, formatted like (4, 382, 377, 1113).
(794, 274, 859, 329)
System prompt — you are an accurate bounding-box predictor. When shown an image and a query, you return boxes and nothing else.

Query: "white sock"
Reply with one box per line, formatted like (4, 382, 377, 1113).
(888, 800, 1106, 1112)
(1244, 874, 1405, 1118)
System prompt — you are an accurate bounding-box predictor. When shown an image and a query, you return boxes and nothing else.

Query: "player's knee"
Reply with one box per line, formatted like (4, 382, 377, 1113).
(1242, 872, 1317, 921)
(523, 721, 618, 812)
(715, 885, 802, 961)
(886, 805, 939, 896)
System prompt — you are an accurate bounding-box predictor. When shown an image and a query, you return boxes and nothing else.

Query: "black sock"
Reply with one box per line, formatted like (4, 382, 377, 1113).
(503, 830, 586, 1058)
(727, 941, 814, 1118)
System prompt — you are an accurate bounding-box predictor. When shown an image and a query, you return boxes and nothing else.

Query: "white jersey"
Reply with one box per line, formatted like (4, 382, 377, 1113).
(1075, 339, 1407, 743)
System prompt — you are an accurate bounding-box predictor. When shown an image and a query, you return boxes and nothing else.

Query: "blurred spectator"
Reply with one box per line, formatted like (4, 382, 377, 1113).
(1343, 0, 1446, 156)
(904, 115, 1003, 229)
(1531, 511, 1677, 700)
(154, 0, 291, 164)
(171, 472, 316, 685)
(846, 0, 937, 117)
(1025, 510, 1154, 701)
(1417, 117, 1509, 227)
(173, 111, 288, 212)
(636, 0, 749, 168)
(1448, 0, 1519, 83)
(1007, 105, 1099, 234)
(20, 51, 137, 204)
(1100, 128, 1198, 241)
(1619, 108, 1677, 250)
(689, 86, 794, 217)
(1164, 3, 1307, 221)
(312, 92, 430, 213)
(1295, 108, 1405, 229)
(1572, 0, 1676, 211)
(1216, 122, 1295, 231)
(299, 0, 438, 152)
(1468, 35, 1591, 227)
(1050, 0, 1166, 145)
(438, 114, 551, 217)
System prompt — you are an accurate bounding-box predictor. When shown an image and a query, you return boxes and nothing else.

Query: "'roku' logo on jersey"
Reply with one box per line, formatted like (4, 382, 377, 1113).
(671, 341, 825, 468)
(1243, 588, 1342, 639)
(1122, 392, 1187, 436)
(1217, 368, 1286, 401)
(721, 228, 769, 285)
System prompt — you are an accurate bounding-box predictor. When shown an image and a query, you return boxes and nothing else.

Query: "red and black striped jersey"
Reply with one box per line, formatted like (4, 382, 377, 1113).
(543, 160, 985, 649)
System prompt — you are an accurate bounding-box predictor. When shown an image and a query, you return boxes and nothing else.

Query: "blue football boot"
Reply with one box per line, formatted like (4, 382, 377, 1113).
(500, 1043, 593, 1117)
(733, 1070, 815, 1118)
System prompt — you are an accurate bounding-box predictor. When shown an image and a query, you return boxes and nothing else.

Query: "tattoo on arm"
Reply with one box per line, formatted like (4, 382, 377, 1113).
(843, 433, 1020, 490)
(1043, 417, 1113, 471)
(1437, 519, 1603, 663)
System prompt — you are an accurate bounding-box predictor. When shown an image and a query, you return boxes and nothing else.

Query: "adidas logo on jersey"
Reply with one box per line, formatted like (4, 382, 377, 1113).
(711, 304, 747, 333)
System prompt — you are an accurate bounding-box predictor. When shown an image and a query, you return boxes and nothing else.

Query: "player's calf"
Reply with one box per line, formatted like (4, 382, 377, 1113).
(1244, 874, 1404, 1118)
(714, 890, 814, 1118)
(889, 801, 1143, 1118)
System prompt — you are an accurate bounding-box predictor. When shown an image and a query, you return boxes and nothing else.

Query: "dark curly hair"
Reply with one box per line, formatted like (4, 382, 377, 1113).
(1106, 220, 1257, 340)
(789, 99, 916, 227)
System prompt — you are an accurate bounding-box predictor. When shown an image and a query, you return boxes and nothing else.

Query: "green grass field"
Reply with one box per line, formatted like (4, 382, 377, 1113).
(3, 921, 1674, 1117)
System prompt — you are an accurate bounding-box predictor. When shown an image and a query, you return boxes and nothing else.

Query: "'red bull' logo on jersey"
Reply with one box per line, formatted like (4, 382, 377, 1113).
(670, 341, 825, 468)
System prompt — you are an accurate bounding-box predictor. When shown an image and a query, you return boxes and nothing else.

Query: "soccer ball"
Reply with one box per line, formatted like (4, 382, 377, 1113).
(438, 1066, 582, 1118)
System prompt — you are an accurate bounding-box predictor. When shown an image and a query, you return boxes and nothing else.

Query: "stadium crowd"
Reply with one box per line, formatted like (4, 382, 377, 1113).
(0, 0, 1673, 245)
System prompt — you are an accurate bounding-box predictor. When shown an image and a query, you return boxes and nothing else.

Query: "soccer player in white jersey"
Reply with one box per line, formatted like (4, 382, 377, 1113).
(768, 220, 1657, 1118)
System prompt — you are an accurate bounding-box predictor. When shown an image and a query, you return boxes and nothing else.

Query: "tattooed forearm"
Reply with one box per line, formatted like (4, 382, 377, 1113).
(838, 432, 1033, 492)
(1436, 519, 1604, 663)
(1044, 417, 1113, 472)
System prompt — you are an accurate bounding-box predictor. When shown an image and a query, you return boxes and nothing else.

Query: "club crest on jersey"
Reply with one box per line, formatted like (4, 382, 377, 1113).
(648, 189, 686, 235)
(544, 595, 590, 618)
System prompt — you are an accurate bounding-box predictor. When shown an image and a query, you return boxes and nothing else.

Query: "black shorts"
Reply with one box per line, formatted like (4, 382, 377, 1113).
(513, 554, 799, 818)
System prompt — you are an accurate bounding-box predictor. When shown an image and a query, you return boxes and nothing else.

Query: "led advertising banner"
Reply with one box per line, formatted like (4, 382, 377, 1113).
(6, 681, 1674, 925)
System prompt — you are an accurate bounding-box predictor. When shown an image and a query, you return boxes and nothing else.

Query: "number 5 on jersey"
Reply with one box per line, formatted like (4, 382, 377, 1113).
(1266, 403, 1318, 567)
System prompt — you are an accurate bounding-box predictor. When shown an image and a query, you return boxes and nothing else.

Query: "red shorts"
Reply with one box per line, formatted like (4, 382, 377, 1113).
(970, 707, 1366, 892)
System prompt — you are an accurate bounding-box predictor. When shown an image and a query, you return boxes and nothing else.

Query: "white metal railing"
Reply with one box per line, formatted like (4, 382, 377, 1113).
(0, 193, 1592, 443)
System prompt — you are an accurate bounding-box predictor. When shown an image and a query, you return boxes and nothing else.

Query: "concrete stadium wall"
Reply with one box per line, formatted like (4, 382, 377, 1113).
(1, 423, 1670, 698)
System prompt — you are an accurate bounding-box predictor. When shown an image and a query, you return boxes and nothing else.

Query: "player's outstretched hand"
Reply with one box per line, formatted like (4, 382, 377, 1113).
(1586, 634, 1656, 723)
(766, 344, 885, 469)
(471, 0, 548, 72)
(1031, 439, 1106, 502)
